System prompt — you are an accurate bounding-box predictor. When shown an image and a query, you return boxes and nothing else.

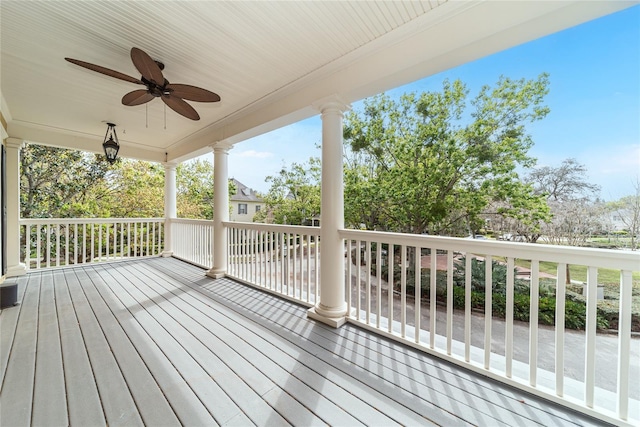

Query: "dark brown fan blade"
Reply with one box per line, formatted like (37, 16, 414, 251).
(166, 84, 221, 102)
(65, 58, 142, 84)
(162, 95, 200, 120)
(122, 90, 155, 106)
(130, 47, 164, 85)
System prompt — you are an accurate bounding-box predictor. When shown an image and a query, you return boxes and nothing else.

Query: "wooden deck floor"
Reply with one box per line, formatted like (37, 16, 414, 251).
(1, 257, 603, 426)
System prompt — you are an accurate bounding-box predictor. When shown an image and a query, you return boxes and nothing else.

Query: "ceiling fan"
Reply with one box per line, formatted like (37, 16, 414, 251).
(65, 47, 220, 121)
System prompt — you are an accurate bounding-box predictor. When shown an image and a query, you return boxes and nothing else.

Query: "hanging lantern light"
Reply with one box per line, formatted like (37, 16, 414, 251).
(102, 122, 120, 164)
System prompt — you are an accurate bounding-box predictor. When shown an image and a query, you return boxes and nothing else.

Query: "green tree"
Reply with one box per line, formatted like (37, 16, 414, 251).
(177, 159, 215, 219)
(259, 158, 321, 225)
(343, 75, 551, 235)
(484, 181, 551, 242)
(104, 160, 164, 218)
(20, 143, 112, 218)
(20, 145, 233, 221)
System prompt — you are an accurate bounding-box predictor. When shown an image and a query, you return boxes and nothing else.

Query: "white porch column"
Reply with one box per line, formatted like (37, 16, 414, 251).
(162, 161, 177, 257)
(308, 96, 350, 327)
(6, 138, 26, 277)
(207, 145, 230, 278)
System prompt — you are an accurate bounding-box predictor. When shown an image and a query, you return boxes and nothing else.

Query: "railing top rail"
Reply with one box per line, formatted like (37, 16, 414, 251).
(20, 217, 165, 225)
(224, 221, 320, 234)
(171, 218, 214, 225)
(340, 228, 640, 271)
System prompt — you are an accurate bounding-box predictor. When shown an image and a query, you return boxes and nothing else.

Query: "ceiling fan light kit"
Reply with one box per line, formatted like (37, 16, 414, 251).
(65, 47, 220, 121)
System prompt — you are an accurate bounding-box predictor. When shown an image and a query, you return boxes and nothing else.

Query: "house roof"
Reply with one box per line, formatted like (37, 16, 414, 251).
(1, 1, 631, 163)
(230, 178, 263, 203)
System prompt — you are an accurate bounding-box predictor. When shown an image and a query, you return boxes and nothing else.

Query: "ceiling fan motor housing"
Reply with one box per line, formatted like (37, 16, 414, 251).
(141, 76, 170, 97)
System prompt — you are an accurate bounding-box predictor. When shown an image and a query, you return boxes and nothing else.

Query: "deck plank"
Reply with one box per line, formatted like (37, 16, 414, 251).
(74, 267, 181, 427)
(1, 257, 610, 427)
(65, 268, 144, 427)
(32, 271, 68, 427)
(104, 262, 326, 426)
(120, 261, 367, 427)
(83, 265, 245, 426)
(152, 260, 448, 425)
(163, 259, 584, 427)
(134, 261, 406, 426)
(53, 269, 106, 427)
(329, 319, 595, 426)
(226, 281, 592, 427)
(201, 277, 472, 426)
(81, 268, 216, 427)
(225, 284, 523, 426)
(0, 273, 40, 426)
(0, 276, 27, 384)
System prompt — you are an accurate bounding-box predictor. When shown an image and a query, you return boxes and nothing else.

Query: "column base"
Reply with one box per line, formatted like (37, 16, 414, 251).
(307, 306, 347, 328)
(206, 269, 226, 279)
(161, 251, 174, 258)
(7, 263, 27, 278)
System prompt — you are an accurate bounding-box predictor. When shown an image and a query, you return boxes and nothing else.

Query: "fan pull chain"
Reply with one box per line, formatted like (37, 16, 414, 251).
(145, 103, 148, 128)
(164, 103, 167, 130)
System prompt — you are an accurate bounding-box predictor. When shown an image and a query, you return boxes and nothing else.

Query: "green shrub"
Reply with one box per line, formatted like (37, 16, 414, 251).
(453, 256, 530, 295)
(368, 251, 612, 330)
(538, 298, 555, 325)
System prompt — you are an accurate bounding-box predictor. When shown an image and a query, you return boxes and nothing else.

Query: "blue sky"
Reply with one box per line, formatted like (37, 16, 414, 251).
(226, 5, 639, 201)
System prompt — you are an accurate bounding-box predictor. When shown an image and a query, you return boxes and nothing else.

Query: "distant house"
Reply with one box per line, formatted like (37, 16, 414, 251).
(229, 178, 264, 222)
(607, 212, 629, 232)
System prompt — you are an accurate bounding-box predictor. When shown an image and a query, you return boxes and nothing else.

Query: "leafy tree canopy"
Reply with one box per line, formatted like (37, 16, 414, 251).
(20, 144, 223, 220)
(20, 144, 112, 218)
(177, 159, 215, 219)
(343, 74, 551, 235)
(257, 157, 321, 225)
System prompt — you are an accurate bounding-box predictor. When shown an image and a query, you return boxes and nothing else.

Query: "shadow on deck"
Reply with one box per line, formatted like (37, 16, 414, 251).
(0, 257, 604, 426)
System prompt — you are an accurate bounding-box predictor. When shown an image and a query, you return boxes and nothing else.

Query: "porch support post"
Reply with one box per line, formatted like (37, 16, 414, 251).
(308, 96, 350, 328)
(162, 161, 177, 257)
(207, 145, 230, 278)
(5, 138, 26, 277)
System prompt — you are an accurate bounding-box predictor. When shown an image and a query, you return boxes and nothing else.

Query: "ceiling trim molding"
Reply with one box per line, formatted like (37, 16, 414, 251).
(9, 121, 165, 162)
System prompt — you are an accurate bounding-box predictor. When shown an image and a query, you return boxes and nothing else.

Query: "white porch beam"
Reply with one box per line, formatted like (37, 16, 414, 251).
(5, 138, 25, 277)
(8, 122, 166, 163)
(207, 144, 230, 278)
(308, 96, 350, 328)
(162, 161, 177, 257)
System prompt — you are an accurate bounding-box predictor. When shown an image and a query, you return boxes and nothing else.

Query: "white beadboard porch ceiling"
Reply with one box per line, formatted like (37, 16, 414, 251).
(0, 1, 633, 163)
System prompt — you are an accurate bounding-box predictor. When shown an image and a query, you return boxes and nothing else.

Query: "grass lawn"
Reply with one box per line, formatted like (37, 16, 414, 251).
(512, 259, 640, 284)
(511, 259, 640, 328)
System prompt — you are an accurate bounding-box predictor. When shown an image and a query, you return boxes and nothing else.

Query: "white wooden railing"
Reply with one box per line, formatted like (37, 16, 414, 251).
(170, 218, 214, 269)
(340, 229, 639, 426)
(225, 222, 320, 306)
(17, 216, 640, 425)
(19, 218, 164, 270)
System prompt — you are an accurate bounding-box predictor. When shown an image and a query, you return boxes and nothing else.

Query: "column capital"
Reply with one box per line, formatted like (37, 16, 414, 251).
(211, 146, 230, 155)
(5, 138, 24, 150)
(163, 161, 178, 170)
(312, 95, 351, 114)
(208, 140, 233, 153)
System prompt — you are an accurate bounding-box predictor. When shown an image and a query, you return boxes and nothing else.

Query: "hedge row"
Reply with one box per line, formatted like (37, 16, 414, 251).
(364, 254, 613, 330)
